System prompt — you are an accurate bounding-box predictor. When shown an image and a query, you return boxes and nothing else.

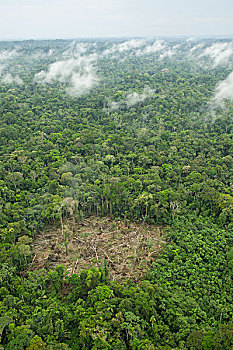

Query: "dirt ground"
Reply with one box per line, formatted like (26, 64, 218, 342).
(31, 216, 166, 281)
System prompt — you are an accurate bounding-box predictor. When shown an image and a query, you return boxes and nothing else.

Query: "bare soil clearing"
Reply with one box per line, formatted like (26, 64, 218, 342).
(31, 216, 166, 281)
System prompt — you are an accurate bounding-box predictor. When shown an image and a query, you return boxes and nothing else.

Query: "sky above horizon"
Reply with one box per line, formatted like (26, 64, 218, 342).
(0, 0, 233, 40)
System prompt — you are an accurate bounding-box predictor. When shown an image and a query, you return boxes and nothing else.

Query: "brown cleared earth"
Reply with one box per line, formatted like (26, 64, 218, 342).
(31, 216, 166, 281)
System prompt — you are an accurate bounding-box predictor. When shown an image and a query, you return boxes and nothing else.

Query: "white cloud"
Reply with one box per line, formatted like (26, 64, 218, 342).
(186, 37, 197, 42)
(48, 49, 53, 56)
(109, 87, 155, 110)
(62, 41, 90, 58)
(109, 101, 120, 110)
(213, 71, 233, 102)
(201, 42, 233, 66)
(68, 65, 98, 97)
(126, 87, 155, 107)
(1, 73, 23, 85)
(0, 49, 19, 61)
(117, 39, 145, 52)
(35, 58, 79, 83)
(35, 54, 98, 96)
(142, 40, 165, 54)
(103, 39, 145, 56)
(189, 42, 205, 53)
(160, 46, 179, 59)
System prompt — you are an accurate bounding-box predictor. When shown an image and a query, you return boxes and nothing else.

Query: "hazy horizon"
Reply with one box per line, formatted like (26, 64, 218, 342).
(1, 35, 233, 43)
(0, 0, 232, 41)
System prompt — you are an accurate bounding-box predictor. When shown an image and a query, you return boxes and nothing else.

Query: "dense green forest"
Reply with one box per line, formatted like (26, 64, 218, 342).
(1, 38, 233, 349)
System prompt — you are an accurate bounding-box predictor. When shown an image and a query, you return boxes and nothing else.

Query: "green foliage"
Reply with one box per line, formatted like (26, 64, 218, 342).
(26, 335, 46, 350)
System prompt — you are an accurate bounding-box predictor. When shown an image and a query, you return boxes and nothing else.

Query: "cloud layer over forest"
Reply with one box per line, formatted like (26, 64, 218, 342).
(0, 39, 233, 105)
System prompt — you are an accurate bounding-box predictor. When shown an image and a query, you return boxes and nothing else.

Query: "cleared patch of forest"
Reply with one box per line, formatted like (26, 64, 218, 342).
(31, 216, 166, 281)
